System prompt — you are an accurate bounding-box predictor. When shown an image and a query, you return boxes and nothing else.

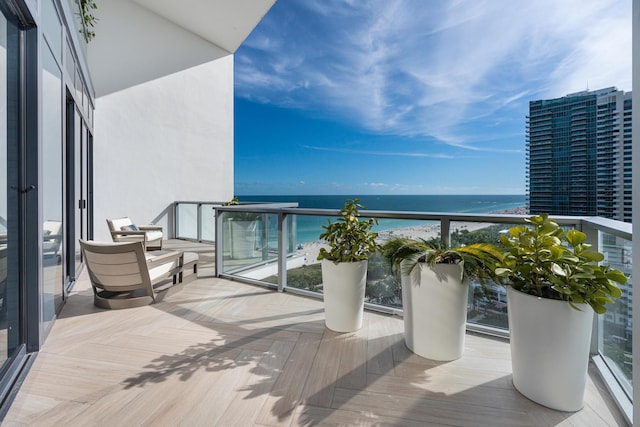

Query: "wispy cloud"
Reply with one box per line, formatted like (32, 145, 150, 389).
(236, 0, 630, 150)
(302, 145, 455, 159)
(366, 182, 388, 188)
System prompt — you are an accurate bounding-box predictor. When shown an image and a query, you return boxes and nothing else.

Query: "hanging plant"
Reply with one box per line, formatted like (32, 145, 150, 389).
(79, 0, 98, 41)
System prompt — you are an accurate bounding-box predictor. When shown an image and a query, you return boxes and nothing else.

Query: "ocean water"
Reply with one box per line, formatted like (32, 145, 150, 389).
(238, 194, 527, 245)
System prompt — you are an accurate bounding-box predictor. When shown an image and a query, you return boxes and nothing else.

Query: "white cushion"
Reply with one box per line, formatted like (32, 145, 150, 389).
(148, 263, 175, 282)
(145, 252, 180, 281)
(44, 220, 62, 235)
(43, 241, 60, 251)
(109, 217, 133, 231)
(145, 231, 163, 241)
(183, 252, 199, 265)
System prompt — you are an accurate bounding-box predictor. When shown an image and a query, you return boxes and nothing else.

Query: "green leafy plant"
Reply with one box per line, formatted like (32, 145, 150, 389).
(317, 199, 379, 262)
(381, 237, 503, 283)
(79, 0, 98, 41)
(494, 213, 626, 314)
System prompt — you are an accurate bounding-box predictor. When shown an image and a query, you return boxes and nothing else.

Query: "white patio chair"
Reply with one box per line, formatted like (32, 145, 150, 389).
(106, 217, 163, 250)
(79, 240, 184, 309)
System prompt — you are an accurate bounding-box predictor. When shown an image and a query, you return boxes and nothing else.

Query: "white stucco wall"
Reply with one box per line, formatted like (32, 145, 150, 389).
(93, 56, 235, 241)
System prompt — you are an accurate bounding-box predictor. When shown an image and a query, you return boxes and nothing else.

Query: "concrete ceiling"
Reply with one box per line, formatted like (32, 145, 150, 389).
(87, 0, 275, 97)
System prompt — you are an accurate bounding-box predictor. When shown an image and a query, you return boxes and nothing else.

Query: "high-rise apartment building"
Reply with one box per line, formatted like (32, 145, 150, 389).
(526, 87, 632, 222)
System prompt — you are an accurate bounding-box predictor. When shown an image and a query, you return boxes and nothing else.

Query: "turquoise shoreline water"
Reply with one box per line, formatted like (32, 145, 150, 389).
(238, 194, 527, 245)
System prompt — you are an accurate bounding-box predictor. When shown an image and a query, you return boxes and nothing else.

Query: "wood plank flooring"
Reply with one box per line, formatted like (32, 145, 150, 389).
(2, 244, 628, 426)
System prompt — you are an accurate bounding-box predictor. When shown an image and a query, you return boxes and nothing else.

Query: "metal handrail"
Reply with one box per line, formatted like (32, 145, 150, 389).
(177, 200, 631, 246)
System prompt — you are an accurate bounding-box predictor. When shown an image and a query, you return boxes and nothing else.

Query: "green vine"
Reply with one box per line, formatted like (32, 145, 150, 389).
(79, 0, 98, 41)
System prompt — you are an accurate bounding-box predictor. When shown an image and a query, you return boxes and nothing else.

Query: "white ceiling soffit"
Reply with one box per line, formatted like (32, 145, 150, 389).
(88, 0, 275, 97)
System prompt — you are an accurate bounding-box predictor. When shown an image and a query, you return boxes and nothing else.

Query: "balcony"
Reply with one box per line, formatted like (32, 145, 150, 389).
(4, 205, 632, 425)
(3, 246, 627, 425)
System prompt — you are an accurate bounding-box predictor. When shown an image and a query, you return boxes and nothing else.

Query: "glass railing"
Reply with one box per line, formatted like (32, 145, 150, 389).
(175, 202, 226, 243)
(174, 201, 632, 418)
(211, 205, 586, 321)
(599, 232, 632, 396)
(583, 217, 633, 403)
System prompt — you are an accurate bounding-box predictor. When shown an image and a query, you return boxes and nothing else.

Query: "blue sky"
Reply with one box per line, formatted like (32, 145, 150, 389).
(234, 0, 631, 196)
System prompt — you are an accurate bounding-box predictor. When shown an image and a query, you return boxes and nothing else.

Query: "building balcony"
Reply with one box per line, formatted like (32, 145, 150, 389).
(3, 238, 628, 426)
(4, 204, 632, 425)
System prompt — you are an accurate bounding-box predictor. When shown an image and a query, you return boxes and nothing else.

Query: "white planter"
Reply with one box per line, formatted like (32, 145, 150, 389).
(321, 259, 367, 332)
(230, 220, 258, 259)
(401, 262, 468, 361)
(507, 286, 594, 412)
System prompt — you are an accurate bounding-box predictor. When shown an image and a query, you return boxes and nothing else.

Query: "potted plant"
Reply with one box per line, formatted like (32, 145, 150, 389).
(494, 214, 626, 411)
(222, 196, 261, 259)
(382, 237, 502, 361)
(317, 199, 379, 332)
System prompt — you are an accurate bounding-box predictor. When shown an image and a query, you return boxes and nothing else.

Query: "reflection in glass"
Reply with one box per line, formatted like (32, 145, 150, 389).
(42, 45, 63, 329)
(201, 205, 216, 242)
(221, 212, 278, 277)
(1, 12, 23, 369)
(177, 204, 197, 240)
(43, 0, 62, 59)
(449, 222, 510, 330)
(599, 233, 633, 397)
(74, 110, 82, 275)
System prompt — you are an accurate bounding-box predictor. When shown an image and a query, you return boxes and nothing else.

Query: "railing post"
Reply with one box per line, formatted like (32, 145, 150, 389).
(197, 203, 202, 242)
(172, 202, 179, 239)
(441, 217, 451, 247)
(261, 213, 269, 261)
(215, 209, 224, 277)
(175, 202, 180, 239)
(278, 212, 287, 292)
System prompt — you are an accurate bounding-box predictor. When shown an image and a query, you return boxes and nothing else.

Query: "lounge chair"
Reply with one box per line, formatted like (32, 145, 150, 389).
(79, 240, 184, 309)
(106, 217, 163, 250)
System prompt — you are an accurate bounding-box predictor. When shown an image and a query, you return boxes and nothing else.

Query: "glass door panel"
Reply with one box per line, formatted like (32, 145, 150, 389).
(86, 132, 93, 240)
(0, 5, 26, 376)
(42, 43, 64, 329)
(73, 108, 82, 276)
(82, 126, 91, 241)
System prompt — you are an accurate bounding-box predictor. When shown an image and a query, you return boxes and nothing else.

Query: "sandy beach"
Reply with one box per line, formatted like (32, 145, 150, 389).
(297, 206, 528, 265)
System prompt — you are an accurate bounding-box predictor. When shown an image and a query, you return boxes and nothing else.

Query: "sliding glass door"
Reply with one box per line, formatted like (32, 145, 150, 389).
(67, 104, 91, 283)
(0, 4, 24, 375)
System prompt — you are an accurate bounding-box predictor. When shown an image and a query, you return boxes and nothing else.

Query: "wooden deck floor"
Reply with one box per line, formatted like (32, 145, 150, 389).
(3, 243, 628, 426)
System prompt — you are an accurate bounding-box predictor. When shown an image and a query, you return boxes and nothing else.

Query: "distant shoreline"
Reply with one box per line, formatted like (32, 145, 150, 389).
(298, 205, 529, 265)
(490, 206, 529, 215)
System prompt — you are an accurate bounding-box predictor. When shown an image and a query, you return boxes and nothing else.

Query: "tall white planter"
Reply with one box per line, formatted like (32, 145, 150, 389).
(402, 262, 468, 361)
(321, 259, 367, 333)
(507, 286, 594, 412)
(230, 220, 258, 259)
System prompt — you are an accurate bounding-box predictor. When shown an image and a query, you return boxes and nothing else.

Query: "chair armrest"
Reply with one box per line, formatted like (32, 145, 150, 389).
(110, 231, 147, 250)
(139, 225, 163, 231)
(43, 233, 62, 242)
(110, 230, 147, 237)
